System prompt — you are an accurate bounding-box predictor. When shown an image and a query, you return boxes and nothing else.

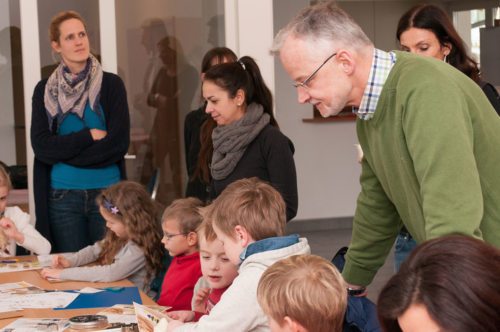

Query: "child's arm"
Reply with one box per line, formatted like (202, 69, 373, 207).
(2, 206, 51, 255)
(171, 273, 267, 332)
(40, 244, 100, 280)
(57, 241, 145, 283)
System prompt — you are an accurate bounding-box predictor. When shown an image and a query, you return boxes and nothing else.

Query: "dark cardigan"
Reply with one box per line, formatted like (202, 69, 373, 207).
(183, 105, 210, 202)
(31, 72, 130, 244)
(210, 124, 298, 221)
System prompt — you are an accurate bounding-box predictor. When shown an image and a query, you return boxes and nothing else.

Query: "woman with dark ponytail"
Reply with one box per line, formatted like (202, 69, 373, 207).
(185, 47, 237, 202)
(201, 56, 297, 221)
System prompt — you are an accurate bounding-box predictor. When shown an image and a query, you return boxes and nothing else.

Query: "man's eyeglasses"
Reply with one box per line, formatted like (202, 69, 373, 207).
(162, 232, 187, 241)
(293, 52, 337, 89)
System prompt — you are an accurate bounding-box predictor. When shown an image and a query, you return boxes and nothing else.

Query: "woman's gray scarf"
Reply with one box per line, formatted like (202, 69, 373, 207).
(211, 103, 270, 180)
(44, 54, 103, 129)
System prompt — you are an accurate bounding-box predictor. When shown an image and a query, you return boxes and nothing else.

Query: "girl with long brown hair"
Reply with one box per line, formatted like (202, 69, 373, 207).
(41, 181, 164, 297)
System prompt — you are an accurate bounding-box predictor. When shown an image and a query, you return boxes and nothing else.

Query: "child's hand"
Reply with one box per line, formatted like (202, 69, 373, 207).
(0, 217, 24, 243)
(192, 287, 210, 313)
(51, 255, 71, 268)
(41, 268, 62, 279)
(166, 310, 195, 322)
(166, 319, 184, 332)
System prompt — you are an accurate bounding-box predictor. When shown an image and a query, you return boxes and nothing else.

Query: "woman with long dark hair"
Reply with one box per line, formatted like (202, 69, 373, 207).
(378, 235, 500, 332)
(201, 56, 298, 221)
(396, 4, 499, 114)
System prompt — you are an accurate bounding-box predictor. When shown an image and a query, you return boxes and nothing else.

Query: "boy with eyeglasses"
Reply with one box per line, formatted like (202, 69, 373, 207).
(158, 197, 203, 310)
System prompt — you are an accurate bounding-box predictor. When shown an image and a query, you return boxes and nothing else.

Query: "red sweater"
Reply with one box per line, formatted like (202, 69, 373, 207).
(157, 251, 202, 310)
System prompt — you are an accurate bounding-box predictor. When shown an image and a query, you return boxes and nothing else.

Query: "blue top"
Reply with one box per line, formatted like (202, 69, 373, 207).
(239, 234, 300, 263)
(51, 103, 120, 189)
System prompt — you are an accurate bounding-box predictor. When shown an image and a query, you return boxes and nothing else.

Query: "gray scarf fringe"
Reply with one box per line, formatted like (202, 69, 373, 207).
(211, 103, 270, 180)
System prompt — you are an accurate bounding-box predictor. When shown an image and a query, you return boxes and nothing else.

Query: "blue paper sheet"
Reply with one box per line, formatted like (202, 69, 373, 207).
(55, 286, 142, 310)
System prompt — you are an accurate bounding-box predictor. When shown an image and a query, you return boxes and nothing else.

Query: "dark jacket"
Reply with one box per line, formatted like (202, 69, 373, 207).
(184, 105, 210, 202)
(481, 81, 500, 116)
(31, 72, 130, 244)
(210, 124, 298, 221)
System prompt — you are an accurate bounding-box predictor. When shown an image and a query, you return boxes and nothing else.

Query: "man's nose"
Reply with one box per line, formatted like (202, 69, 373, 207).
(297, 87, 310, 104)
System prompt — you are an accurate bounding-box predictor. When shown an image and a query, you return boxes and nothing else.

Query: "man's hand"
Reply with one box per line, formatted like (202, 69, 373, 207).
(346, 283, 368, 297)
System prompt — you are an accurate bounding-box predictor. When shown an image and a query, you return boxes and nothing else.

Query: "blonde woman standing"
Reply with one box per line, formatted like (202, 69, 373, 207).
(31, 11, 129, 253)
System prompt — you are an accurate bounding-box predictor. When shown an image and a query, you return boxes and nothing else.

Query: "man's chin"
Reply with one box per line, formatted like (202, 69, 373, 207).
(318, 105, 342, 118)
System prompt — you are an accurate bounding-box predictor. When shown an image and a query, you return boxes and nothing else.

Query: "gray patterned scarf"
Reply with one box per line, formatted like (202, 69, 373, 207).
(44, 54, 103, 128)
(211, 103, 270, 180)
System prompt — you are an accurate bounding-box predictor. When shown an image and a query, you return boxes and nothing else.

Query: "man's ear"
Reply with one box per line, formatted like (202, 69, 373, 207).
(234, 225, 251, 246)
(187, 231, 198, 247)
(283, 316, 307, 332)
(335, 49, 355, 76)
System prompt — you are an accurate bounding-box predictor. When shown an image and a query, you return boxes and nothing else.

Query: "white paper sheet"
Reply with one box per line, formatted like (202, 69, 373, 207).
(0, 291, 79, 311)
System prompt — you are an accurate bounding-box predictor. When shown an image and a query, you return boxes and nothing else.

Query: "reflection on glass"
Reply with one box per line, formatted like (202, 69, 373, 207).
(116, 0, 225, 207)
(0, 0, 25, 166)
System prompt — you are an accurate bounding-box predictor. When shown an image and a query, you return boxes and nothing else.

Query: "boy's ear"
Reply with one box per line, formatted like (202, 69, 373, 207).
(234, 225, 251, 247)
(186, 231, 198, 247)
(283, 316, 307, 332)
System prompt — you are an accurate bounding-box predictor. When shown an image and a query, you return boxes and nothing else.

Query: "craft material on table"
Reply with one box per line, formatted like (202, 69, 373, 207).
(0, 318, 68, 332)
(56, 286, 142, 310)
(0, 258, 42, 274)
(134, 302, 170, 332)
(98, 304, 169, 325)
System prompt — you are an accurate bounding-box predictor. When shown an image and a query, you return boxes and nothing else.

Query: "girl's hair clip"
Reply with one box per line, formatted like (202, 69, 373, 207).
(238, 60, 246, 71)
(103, 196, 121, 215)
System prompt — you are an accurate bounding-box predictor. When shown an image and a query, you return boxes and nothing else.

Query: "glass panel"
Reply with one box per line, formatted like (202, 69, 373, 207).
(453, 9, 485, 64)
(116, 0, 225, 206)
(0, 0, 25, 167)
(38, 0, 100, 79)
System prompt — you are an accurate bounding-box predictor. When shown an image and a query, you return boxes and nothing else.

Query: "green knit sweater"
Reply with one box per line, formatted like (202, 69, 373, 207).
(343, 51, 500, 286)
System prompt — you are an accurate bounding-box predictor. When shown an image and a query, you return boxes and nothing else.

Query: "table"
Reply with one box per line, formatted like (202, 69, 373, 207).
(0, 261, 155, 328)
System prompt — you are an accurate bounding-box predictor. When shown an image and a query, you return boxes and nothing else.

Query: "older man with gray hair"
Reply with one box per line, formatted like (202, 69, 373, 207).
(272, 1, 500, 294)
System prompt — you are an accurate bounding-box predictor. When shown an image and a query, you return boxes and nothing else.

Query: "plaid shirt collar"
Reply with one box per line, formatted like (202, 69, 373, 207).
(354, 49, 397, 120)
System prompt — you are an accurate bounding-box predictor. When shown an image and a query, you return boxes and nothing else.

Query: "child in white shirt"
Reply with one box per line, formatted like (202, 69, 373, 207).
(0, 162, 51, 256)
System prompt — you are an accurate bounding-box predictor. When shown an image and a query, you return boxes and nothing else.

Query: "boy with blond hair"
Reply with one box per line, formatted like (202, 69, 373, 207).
(257, 254, 348, 332)
(167, 218, 239, 322)
(166, 177, 310, 331)
(158, 197, 203, 311)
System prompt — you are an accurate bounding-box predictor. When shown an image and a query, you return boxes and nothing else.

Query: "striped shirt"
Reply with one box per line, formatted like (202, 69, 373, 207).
(354, 49, 397, 120)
